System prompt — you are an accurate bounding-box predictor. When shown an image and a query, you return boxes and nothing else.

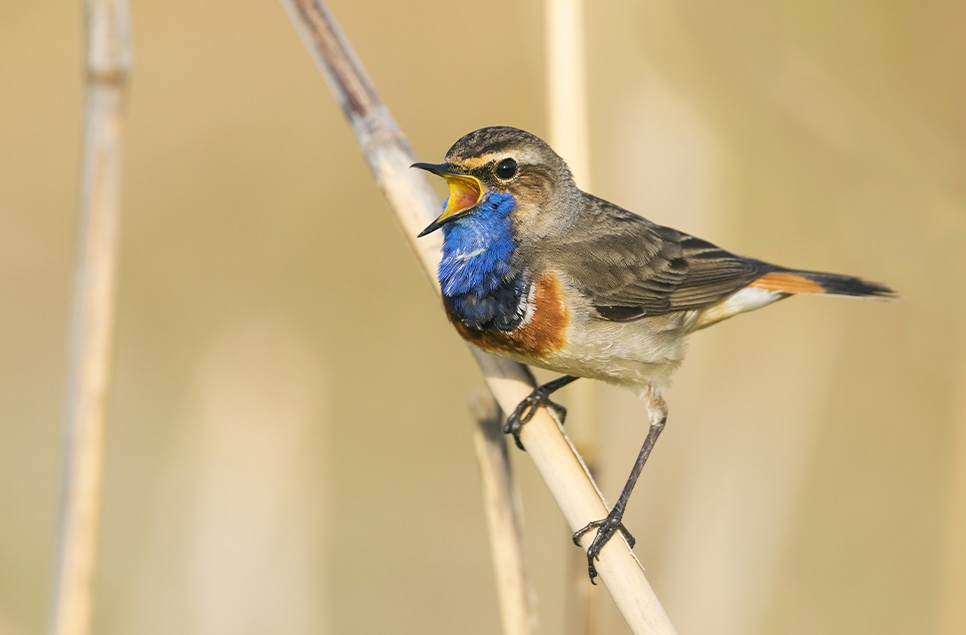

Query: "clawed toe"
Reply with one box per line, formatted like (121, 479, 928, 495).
(572, 511, 636, 584)
(502, 376, 576, 450)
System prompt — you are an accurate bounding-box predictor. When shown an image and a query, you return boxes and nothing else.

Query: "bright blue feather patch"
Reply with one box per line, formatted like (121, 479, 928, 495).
(438, 192, 518, 297)
(438, 192, 529, 332)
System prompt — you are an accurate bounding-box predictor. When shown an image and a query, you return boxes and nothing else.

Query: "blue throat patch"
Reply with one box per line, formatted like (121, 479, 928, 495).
(438, 192, 529, 332)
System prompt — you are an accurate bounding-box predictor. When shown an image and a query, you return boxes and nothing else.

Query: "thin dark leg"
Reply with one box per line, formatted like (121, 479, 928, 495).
(503, 375, 578, 450)
(573, 390, 667, 584)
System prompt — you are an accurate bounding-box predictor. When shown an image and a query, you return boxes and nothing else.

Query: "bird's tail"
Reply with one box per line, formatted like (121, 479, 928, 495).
(751, 268, 896, 299)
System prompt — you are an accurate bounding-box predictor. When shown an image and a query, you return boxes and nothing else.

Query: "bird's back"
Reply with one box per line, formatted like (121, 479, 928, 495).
(507, 192, 892, 389)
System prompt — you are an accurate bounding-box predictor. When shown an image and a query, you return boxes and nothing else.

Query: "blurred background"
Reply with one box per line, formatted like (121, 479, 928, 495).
(1, 0, 964, 633)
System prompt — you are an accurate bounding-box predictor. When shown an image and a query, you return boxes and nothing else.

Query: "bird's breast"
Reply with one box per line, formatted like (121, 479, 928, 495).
(446, 272, 571, 361)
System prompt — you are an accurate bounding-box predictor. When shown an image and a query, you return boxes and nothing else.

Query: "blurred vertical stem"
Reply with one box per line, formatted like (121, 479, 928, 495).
(278, 1, 676, 633)
(544, 1, 600, 633)
(469, 390, 535, 635)
(49, 2, 131, 635)
(543, 0, 596, 467)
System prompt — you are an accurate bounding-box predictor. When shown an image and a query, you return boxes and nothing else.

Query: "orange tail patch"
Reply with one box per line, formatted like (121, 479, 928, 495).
(751, 272, 826, 294)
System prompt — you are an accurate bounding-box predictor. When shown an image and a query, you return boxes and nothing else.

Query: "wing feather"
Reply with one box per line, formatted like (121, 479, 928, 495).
(554, 196, 769, 321)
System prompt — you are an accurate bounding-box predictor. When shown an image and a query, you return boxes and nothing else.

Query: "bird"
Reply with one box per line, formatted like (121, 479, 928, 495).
(412, 126, 894, 583)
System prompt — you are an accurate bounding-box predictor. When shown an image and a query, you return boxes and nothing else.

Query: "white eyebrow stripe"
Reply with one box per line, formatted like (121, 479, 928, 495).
(458, 148, 540, 170)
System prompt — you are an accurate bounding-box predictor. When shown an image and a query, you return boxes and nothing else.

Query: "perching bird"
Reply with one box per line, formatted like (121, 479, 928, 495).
(413, 126, 894, 582)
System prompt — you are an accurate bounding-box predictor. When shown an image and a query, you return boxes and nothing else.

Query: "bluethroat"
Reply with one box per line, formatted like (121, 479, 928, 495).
(414, 126, 893, 582)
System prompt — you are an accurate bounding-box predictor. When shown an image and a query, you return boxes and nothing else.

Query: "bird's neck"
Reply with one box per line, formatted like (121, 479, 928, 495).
(438, 192, 530, 332)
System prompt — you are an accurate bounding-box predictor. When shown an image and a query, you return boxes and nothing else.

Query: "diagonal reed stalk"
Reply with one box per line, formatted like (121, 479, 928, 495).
(49, 2, 132, 635)
(278, 1, 676, 633)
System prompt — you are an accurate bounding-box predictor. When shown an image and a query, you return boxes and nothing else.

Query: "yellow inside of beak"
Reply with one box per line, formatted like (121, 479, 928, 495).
(439, 174, 484, 222)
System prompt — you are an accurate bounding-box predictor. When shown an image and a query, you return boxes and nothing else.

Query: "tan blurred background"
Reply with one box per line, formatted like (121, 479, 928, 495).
(1, 1, 964, 633)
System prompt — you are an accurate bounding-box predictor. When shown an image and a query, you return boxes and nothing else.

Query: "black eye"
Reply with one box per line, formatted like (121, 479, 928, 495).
(495, 158, 518, 180)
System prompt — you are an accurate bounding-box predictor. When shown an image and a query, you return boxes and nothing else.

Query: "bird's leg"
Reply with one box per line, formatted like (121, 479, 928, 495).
(572, 387, 668, 584)
(503, 375, 578, 450)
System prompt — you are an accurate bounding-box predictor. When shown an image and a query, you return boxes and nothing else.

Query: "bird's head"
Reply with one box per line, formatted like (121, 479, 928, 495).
(413, 126, 579, 238)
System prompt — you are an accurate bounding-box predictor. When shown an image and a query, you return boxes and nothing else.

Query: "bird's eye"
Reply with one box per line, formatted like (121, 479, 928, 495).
(495, 158, 518, 180)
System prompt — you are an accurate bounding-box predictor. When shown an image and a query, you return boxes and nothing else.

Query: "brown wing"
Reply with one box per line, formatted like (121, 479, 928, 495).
(556, 197, 770, 321)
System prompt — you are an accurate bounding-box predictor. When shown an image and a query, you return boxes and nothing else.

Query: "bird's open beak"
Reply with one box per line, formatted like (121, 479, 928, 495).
(411, 162, 485, 237)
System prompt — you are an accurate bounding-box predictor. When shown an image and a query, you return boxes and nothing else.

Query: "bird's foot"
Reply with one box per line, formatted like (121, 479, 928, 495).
(503, 387, 568, 451)
(572, 509, 636, 584)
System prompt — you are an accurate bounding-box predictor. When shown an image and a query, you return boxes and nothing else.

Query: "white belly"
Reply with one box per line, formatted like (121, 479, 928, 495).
(520, 309, 697, 392)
